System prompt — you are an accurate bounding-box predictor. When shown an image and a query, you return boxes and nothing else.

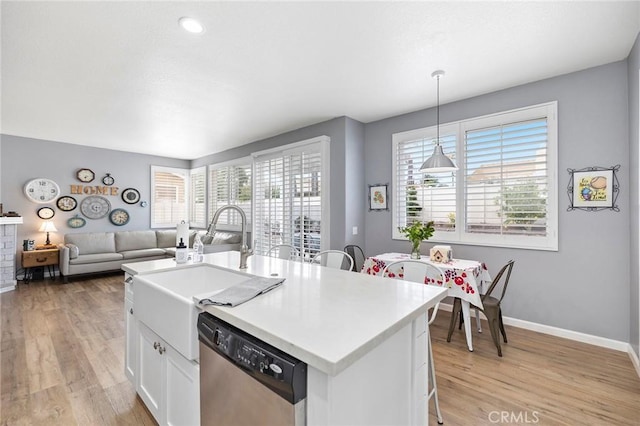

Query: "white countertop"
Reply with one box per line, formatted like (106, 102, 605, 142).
(123, 251, 447, 376)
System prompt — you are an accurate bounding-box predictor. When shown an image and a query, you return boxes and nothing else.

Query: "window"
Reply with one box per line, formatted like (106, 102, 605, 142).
(208, 159, 252, 230)
(151, 166, 189, 228)
(190, 167, 206, 228)
(392, 102, 557, 251)
(253, 136, 330, 259)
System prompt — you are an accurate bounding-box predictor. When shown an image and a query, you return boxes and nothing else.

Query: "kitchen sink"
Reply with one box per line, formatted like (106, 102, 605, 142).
(133, 263, 255, 360)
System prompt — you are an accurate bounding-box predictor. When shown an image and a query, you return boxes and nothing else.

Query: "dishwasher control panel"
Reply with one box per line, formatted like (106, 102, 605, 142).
(198, 312, 307, 404)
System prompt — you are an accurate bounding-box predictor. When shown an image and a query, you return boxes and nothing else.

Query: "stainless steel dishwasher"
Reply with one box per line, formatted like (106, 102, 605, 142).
(197, 312, 307, 426)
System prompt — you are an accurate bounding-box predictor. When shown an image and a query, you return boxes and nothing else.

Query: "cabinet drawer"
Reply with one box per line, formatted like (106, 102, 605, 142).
(22, 250, 59, 267)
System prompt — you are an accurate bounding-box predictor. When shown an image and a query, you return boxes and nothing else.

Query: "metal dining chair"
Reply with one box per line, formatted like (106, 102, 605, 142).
(447, 260, 515, 357)
(265, 244, 300, 261)
(381, 259, 445, 425)
(343, 244, 365, 272)
(311, 250, 354, 271)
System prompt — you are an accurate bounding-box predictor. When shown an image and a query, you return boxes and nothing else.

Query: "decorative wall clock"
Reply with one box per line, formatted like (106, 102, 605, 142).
(76, 168, 95, 183)
(109, 208, 130, 226)
(121, 188, 141, 204)
(56, 195, 77, 211)
(102, 173, 115, 186)
(24, 178, 61, 203)
(37, 207, 55, 220)
(67, 215, 86, 228)
(80, 195, 111, 219)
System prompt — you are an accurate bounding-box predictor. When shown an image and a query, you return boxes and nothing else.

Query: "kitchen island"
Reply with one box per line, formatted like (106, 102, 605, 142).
(123, 251, 447, 425)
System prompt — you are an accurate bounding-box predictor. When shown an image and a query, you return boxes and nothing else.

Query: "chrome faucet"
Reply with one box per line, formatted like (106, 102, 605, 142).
(204, 205, 252, 269)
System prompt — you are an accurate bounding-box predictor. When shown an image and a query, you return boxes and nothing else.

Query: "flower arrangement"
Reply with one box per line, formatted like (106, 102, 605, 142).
(398, 220, 435, 259)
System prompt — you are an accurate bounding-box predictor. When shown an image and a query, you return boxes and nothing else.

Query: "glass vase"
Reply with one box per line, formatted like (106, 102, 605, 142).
(410, 241, 421, 259)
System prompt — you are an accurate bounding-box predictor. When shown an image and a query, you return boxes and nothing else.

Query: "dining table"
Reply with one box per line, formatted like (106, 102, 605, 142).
(361, 252, 491, 352)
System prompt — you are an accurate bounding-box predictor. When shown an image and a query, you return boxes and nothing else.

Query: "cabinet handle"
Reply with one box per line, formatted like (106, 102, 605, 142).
(158, 346, 165, 355)
(129, 308, 133, 315)
(36, 257, 47, 263)
(125, 276, 133, 284)
(153, 342, 160, 350)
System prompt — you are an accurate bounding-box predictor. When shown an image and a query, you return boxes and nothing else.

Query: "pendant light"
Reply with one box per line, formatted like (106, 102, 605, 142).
(419, 70, 458, 173)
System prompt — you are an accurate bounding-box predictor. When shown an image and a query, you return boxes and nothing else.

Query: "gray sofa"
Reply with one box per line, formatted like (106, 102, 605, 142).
(59, 229, 242, 281)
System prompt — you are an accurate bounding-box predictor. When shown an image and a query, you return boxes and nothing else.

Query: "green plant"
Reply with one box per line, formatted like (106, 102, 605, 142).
(399, 220, 435, 252)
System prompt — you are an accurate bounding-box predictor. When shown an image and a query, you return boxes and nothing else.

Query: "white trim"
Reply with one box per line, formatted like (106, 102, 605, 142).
(0, 284, 16, 293)
(439, 302, 638, 377)
(207, 155, 252, 168)
(629, 344, 640, 378)
(637, 68, 640, 374)
(251, 135, 330, 160)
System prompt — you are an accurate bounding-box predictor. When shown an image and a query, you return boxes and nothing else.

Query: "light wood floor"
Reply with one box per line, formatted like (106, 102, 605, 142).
(1, 274, 639, 425)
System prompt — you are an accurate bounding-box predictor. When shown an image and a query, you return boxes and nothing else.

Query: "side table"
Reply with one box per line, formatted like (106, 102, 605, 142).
(22, 248, 59, 284)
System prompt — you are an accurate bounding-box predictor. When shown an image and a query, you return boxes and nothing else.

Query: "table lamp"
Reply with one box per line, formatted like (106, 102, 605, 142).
(39, 221, 57, 246)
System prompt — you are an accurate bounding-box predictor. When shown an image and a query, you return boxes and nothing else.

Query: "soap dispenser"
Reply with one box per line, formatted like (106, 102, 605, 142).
(193, 233, 204, 263)
(175, 238, 188, 264)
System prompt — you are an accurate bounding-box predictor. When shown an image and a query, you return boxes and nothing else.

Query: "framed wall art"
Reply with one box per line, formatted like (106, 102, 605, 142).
(567, 165, 620, 212)
(368, 183, 389, 211)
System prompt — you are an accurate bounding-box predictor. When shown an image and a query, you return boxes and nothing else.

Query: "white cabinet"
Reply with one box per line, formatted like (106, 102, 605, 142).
(137, 321, 200, 426)
(124, 273, 137, 384)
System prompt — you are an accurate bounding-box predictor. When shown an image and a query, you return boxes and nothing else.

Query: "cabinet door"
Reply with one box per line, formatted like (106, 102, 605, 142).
(124, 298, 138, 384)
(137, 322, 164, 424)
(165, 344, 200, 426)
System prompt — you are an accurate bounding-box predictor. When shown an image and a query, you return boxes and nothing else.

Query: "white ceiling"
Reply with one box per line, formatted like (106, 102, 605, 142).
(2, 1, 639, 160)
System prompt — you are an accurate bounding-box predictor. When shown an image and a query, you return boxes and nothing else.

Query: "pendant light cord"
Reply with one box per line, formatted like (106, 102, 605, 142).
(436, 73, 440, 146)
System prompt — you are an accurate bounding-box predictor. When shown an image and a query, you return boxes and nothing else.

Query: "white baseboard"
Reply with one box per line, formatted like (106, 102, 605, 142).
(439, 302, 638, 377)
(629, 345, 640, 378)
(0, 284, 16, 293)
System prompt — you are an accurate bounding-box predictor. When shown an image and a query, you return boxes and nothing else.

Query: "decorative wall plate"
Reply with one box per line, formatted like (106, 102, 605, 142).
(109, 208, 130, 226)
(80, 195, 111, 219)
(121, 188, 141, 204)
(67, 215, 86, 228)
(56, 195, 77, 211)
(37, 206, 55, 219)
(76, 168, 95, 183)
(24, 178, 61, 204)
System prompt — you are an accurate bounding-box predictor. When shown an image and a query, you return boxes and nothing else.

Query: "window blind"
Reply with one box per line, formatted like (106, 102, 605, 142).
(392, 102, 557, 250)
(190, 167, 206, 228)
(151, 166, 188, 228)
(254, 144, 323, 260)
(208, 163, 252, 228)
(395, 134, 457, 232)
(464, 118, 548, 236)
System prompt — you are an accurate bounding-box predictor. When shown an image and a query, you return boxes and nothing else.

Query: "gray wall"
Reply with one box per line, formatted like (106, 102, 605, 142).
(629, 32, 640, 357)
(0, 135, 188, 248)
(364, 61, 631, 341)
(344, 117, 366, 249)
(193, 116, 358, 252)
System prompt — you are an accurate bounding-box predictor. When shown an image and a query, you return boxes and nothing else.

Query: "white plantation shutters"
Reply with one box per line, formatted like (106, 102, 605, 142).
(190, 167, 206, 228)
(394, 130, 457, 232)
(464, 118, 548, 237)
(151, 166, 189, 228)
(392, 102, 557, 250)
(253, 138, 327, 257)
(208, 161, 252, 228)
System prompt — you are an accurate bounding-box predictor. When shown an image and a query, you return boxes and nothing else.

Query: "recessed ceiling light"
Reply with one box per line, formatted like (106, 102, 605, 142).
(179, 17, 204, 34)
